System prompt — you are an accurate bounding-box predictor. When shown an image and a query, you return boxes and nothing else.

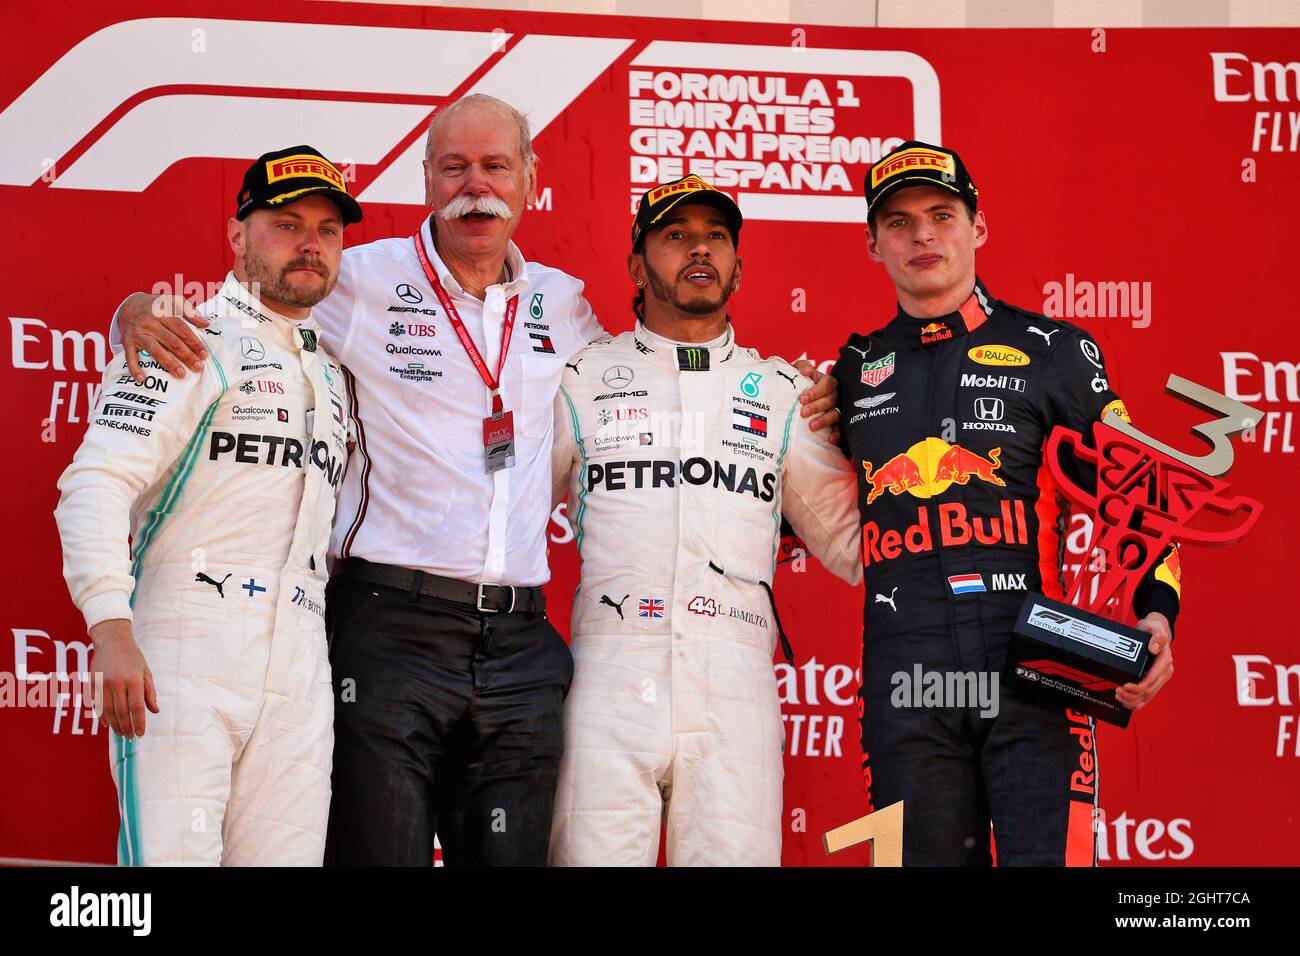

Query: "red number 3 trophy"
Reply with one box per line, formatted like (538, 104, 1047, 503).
(1007, 375, 1265, 727)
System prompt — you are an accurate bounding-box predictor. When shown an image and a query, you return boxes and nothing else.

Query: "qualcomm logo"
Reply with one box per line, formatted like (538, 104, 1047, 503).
(0, 19, 941, 221)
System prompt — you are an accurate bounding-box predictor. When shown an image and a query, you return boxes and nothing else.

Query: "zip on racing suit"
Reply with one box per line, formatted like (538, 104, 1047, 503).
(832, 278, 1182, 866)
(55, 275, 351, 865)
(548, 321, 862, 866)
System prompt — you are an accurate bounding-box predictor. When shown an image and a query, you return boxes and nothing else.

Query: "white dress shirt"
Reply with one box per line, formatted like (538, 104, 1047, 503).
(315, 215, 604, 586)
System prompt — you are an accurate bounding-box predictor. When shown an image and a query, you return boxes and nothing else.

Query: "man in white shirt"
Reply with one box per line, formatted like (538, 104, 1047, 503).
(111, 96, 841, 865)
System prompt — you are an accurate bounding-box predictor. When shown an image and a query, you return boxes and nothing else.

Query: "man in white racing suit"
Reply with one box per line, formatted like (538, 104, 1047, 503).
(548, 175, 862, 866)
(54, 146, 356, 865)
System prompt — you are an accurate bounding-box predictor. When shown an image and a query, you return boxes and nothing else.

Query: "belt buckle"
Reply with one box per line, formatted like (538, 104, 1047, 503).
(476, 584, 517, 615)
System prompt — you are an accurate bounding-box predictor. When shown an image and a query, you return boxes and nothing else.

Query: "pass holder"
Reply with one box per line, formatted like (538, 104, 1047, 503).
(483, 391, 515, 473)
(413, 228, 521, 476)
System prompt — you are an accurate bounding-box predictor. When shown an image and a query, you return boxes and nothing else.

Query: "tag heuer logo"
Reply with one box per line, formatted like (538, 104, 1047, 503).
(861, 352, 895, 387)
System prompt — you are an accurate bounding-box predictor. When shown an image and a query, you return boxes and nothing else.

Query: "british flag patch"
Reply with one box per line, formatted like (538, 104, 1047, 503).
(638, 598, 665, 618)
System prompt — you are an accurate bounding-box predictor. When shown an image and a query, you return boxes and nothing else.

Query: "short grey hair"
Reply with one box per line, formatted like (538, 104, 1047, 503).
(423, 93, 536, 168)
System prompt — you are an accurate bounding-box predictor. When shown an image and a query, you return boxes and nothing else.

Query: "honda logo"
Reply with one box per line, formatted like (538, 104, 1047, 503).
(974, 397, 1004, 421)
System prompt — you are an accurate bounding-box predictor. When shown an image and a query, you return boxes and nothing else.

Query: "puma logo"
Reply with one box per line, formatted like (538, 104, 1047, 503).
(846, 343, 871, 358)
(565, 359, 583, 374)
(1027, 325, 1059, 345)
(777, 369, 797, 387)
(196, 572, 232, 598)
(874, 586, 898, 613)
(600, 593, 629, 620)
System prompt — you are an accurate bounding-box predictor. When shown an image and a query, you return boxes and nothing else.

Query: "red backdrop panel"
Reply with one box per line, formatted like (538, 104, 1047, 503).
(1, 2, 1295, 865)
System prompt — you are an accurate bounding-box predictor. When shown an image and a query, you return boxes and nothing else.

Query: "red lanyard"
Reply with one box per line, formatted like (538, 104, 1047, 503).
(414, 229, 518, 414)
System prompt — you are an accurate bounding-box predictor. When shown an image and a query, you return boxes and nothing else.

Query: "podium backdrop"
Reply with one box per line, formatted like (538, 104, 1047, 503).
(2, 2, 1296, 865)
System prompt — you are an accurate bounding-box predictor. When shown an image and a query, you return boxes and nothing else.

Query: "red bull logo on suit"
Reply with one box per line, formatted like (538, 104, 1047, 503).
(861, 437, 1004, 504)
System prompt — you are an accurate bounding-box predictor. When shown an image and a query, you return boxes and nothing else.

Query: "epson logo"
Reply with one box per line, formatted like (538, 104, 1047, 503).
(585, 457, 777, 501)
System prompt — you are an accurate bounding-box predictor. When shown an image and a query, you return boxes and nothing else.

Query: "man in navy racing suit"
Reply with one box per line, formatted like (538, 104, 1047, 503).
(833, 141, 1182, 866)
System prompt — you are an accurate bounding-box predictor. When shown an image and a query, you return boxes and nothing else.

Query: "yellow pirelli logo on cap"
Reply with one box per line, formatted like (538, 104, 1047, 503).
(871, 148, 954, 189)
(266, 154, 346, 190)
(645, 174, 714, 206)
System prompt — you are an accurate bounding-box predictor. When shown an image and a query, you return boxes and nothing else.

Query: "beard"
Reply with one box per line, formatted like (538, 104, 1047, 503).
(644, 260, 736, 316)
(244, 244, 336, 309)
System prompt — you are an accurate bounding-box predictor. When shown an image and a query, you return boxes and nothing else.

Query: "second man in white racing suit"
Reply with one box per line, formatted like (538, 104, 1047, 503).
(548, 176, 862, 866)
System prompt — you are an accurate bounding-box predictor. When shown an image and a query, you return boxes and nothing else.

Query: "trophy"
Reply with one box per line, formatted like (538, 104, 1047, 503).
(1006, 376, 1265, 727)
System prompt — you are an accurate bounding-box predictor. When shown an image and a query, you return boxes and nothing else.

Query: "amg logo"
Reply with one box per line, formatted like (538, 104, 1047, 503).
(595, 389, 649, 402)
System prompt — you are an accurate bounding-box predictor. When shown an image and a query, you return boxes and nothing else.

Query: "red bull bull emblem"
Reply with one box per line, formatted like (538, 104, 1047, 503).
(861, 352, 895, 387)
(861, 437, 1005, 505)
(919, 322, 953, 344)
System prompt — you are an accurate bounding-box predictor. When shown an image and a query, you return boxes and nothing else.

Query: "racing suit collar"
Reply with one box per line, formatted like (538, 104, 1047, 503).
(893, 277, 995, 349)
(419, 213, 530, 300)
(215, 272, 322, 351)
(633, 319, 735, 370)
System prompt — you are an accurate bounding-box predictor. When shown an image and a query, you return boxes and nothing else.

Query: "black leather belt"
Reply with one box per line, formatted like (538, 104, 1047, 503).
(335, 557, 545, 614)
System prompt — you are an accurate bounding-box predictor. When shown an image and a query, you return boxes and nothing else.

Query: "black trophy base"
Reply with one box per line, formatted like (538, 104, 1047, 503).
(1005, 595, 1151, 728)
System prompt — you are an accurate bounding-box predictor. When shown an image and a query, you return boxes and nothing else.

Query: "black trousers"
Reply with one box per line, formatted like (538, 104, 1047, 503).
(323, 575, 573, 865)
(860, 627, 1099, 867)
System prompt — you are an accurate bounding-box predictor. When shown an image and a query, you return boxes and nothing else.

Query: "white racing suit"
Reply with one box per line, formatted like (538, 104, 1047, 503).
(55, 274, 350, 865)
(548, 321, 862, 866)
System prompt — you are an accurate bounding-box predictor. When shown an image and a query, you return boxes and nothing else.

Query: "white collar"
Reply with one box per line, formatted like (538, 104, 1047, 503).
(216, 272, 319, 349)
(635, 319, 733, 351)
(418, 214, 530, 299)
(633, 319, 736, 369)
